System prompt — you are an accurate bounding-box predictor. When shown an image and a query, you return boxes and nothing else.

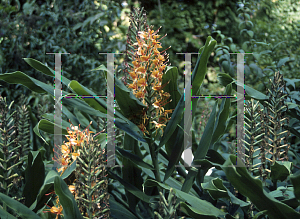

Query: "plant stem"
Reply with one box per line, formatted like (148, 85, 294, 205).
(145, 76, 161, 184)
(147, 118, 161, 184)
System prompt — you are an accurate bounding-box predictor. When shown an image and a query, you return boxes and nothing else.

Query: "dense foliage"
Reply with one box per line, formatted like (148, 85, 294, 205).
(0, 0, 300, 219)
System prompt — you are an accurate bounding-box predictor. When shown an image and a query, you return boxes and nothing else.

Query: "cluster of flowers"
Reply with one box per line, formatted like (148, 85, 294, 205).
(126, 25, 173, 137)
(43, 121, 95, 218)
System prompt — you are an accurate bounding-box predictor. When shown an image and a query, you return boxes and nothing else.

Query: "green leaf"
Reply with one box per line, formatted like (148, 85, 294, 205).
(260, 50, 272, 55)
(114, 74, 147, 120)
(219, 54, 230, 66)
(94, 133, 107, 146)
(60, 160, 77, 179)
(116, 146, 154, 170)
(110, 76, 148, 142)
(115, 118, 147, 143)
(108, 170, 153, 203)
(1, 67, 146, 143)
(0, 71, 46, 93)
(230, 44, 237, 53)
(157, 94, 184, 151)
(284, 78, 300, 89)
(156, 39, 216, 150)
(180, 202, 218, 219)
(211, 84, 232, 147)
(201, 178, 230, 200)
(73, 108, 92, 130)
(90, 64, 108, 74)
(205, 149, 226, 165)
(0, 72, 107, 121)
(192, 36, 217, 96)
(121, 133, 144, 212)
(192, 159, 223, 171)
(109, 195, 138, 219)
(54, 176, 83, 219)
(283, 124, 300, 138)
(253, 210, 268, 219)
(221, 61, 230, 73)
(181, 101, 218, 193)
(142, 166, 199, 198)
(29, 167, 76, 212)
(162, 66, 182, 111)
(277, 57, 291, 68)
(23, 151, 45, 208)
(222, 155, 300, 219)
(243, 83, 268, 100)
(245, 65, 251, 76)
(144, 179, 226, 218)
(217, 73, 234, 87)
(247, 30, 254, 38)
(23, 58, 71, 86)
(194, 101, 218, 161)
(273, 41, 286, 50)
(0, 208, 17, 219)
(246, 20, 253, 27)
(165, 121, 180, 160)
(68, 80, 107, 114)
(33, 119, 69, 145)
(0, 192, 41, 219)
(42, 113, 72, 129)
(290, 171, 300, 201)
(216, 50, 223, 57)
(163, 117, 185, 182)
(249, 63, 263, 77)
(201, 178, 249, 207)
(23, 58, 54, 76)
(252, 52, 261, 61)
(270, 161, 292, 182)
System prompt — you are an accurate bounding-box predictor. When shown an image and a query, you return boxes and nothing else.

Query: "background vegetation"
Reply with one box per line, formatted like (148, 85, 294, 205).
(0, 0, 300, 218)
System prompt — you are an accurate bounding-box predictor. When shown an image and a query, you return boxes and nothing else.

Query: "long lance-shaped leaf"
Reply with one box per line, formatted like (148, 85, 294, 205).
(193, 84, 233, 188)
(163, 115, 185, 182)
(162, 66, 182, 112)
(181, 101, 218, 193)
(157, 36, 217, 152)
(210, 84, 232, 149)
(201, 177, 249, 208)
(113, 72, 148, 119)
(0, 69, 146, 142)
(23, 58, 71, 86)
(121, 133, 144, 213)
(22, 151, 45, 208)
(116, 146, 154, 170)
(217, 73, 268, 101)
(69, 79, 147, 142)
(107, 170, 154, 203)
(109, 195, 139, 219)
(192, 36, 217, 96)
(222, 155, 300, 219)
(0, 208, 17, 219)
(54, 175, 83, 219)
(0, 71, 107, 118)
(0, 192, 41, 219)
(94, 64, 148, 125)
(144, 179, 226, 218)
(29, 165, 76, 211)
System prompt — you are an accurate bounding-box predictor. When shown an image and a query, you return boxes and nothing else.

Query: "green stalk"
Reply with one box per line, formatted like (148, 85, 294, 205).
(3, 144, 7, 212)
(145, 81, 161, 185)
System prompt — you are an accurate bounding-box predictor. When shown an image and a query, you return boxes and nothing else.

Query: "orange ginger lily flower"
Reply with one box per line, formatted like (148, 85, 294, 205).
(43, 204, 63, 219)
(124, 25, 173, 137)
(151, 120, 166, 137)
